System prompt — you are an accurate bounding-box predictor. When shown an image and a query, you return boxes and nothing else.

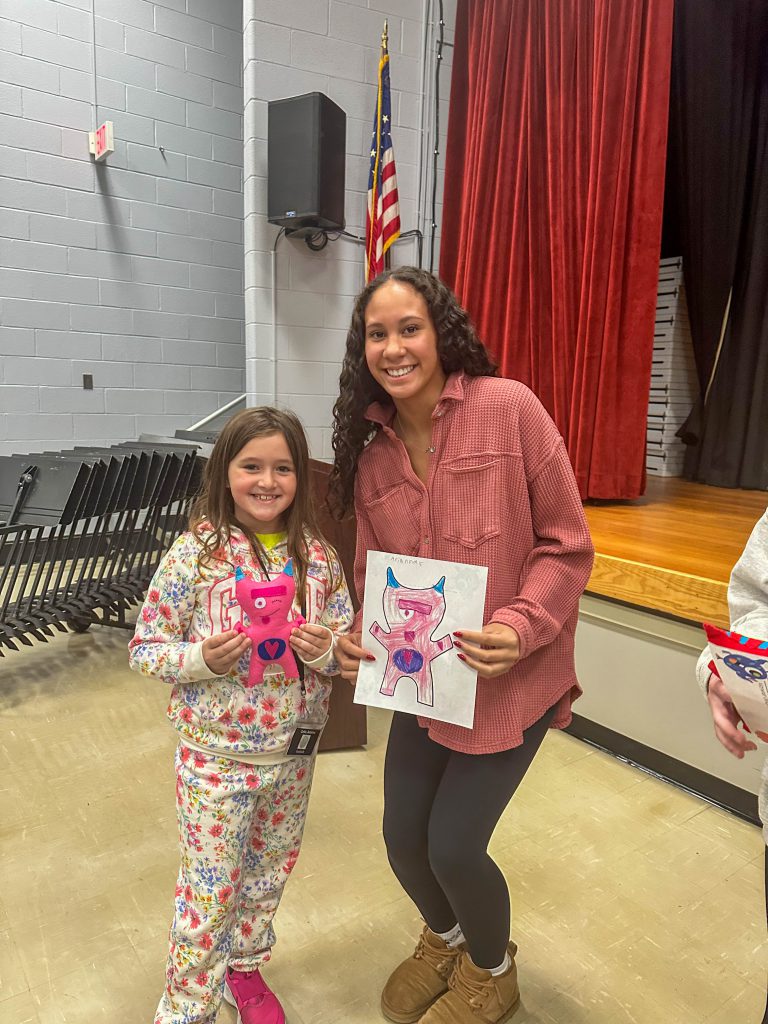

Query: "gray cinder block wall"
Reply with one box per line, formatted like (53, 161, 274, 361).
(243, 0, 455, 460)
(0, 0, 245, 456)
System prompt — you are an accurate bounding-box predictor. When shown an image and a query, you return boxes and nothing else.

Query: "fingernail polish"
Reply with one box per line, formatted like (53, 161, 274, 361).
(366, 655, 376, 661)
(453, 640, 463, 649)
(457, 653, 466, 662)
(453, 631, 463, 638)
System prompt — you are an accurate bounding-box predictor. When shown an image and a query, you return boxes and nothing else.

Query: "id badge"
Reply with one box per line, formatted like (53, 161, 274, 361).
(286, 717, 326, 757)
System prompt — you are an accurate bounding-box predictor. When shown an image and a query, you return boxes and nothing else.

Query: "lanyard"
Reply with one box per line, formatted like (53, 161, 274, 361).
(251, 539, 272, 579)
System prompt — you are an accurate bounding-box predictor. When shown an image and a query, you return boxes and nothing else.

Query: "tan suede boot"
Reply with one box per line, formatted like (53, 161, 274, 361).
(419, 943, 520, 1024)
(381, 926, 465, 1024)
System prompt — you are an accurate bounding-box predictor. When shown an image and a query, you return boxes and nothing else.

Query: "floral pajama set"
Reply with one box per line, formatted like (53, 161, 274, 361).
(129, 528, 353, 1024)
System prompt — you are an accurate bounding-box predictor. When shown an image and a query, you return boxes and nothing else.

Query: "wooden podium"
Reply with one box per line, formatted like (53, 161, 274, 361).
(309, 460, 367, 752)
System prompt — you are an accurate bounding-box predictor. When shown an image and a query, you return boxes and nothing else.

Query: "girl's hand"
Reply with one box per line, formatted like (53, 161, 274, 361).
(706, 672, 758, 758)
(290, 623, 333, 663)
(454, 623, 521, 678)
(202, 630, 251, 675)
(335, 631, 376, 684)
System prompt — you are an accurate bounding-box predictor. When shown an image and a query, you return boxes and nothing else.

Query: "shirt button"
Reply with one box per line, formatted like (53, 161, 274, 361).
(423, 537, 430, 543)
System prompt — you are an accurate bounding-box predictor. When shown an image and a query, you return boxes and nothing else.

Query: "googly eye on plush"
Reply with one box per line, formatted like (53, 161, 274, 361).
(254, 597, 267, 610)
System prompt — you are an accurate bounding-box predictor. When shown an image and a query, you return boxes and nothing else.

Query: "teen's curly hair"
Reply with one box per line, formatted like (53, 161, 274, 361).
(327, 267, 497, 519)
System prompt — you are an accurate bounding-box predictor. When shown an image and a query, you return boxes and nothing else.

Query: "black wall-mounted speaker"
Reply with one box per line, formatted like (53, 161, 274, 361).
(267, 92, 346, 233)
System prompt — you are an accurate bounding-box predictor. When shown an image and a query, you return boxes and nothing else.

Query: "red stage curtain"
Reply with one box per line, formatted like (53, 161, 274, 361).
(440, 0, 674, 499)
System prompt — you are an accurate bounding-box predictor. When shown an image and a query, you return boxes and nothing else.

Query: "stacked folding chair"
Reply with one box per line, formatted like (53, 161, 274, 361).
(646, 258, 698, 476)
(0, 441, 202, 656)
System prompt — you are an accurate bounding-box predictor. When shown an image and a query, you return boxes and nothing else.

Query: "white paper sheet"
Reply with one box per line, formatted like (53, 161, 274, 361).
(707, 637, 768, 734)
(354, 550, 488, 728)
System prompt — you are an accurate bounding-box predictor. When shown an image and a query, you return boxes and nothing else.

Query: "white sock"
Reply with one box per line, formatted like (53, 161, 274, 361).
(434, 923, 465, 948)
(487, 952, 511, 977)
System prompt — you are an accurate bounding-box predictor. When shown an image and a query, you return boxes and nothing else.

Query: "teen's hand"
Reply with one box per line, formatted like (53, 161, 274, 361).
(202, 630, 251, 675)
(335, 631, 376, 684)
(290, 623, 333, 663)
(453, 623, 521, 678)
(706, 672, 758, 758)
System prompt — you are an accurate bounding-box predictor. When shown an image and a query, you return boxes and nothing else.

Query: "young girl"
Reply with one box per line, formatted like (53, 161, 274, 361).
(130, 407, 353, 1024)
(330, 268, 594, 1024)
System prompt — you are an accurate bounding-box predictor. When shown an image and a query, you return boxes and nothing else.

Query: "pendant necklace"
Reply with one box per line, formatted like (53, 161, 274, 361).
(394, 414, 435, 454)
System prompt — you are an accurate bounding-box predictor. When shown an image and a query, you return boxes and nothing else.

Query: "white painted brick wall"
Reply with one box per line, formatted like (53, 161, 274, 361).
(243, 0, 455, 461)
(0, 0, 244, 455)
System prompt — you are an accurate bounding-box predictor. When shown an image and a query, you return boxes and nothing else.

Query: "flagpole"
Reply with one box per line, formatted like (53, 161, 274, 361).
(366, 23, 386, 281)
(366, 18, 401, 282)
(381, 21, 391, 271)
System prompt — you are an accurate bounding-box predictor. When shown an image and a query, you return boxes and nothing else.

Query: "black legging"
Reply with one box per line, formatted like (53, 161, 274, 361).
(383, 707, 556, 969)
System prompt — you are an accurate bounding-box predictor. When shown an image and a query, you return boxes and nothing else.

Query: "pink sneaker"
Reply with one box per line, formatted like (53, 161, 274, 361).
(223, 966, 286, 1024)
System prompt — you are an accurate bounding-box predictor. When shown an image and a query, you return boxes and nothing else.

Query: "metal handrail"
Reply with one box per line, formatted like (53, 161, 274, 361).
(187, 394, 246, 432)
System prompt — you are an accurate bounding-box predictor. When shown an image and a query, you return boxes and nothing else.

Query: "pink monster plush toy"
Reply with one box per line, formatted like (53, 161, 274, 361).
(233, 559, 306, 687)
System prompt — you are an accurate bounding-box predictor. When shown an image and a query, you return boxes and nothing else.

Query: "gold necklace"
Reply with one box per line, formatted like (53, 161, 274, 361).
(394, 414, 435, 454)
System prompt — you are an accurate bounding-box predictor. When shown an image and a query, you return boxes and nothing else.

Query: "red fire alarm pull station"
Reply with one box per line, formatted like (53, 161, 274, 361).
(89, 121, 114, 162)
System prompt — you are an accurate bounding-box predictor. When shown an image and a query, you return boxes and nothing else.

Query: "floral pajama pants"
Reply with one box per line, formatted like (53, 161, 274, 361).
(154, 743, 316, 1024)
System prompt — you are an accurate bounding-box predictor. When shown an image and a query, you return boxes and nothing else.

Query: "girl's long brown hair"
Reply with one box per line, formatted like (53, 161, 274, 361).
(188, 407, 339, 596)
(327, 267, 498, 519)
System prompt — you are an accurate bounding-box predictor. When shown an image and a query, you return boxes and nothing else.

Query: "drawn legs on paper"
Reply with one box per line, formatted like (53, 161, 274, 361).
(372, 631, 453, 705)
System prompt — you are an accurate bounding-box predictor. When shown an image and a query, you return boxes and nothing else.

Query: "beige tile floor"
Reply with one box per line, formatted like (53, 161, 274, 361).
(0, 626, 766, 1024)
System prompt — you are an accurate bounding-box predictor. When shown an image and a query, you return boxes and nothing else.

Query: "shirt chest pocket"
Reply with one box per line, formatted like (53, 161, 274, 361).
(366, 482, 421, 555)
(438, 457, 504, 549)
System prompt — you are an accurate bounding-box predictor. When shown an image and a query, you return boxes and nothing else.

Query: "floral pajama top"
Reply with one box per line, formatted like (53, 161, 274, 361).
(129, 526, 353, 761)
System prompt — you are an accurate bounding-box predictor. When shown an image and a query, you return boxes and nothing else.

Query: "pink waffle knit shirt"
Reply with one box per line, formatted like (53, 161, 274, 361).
(353, 371, 595, 754)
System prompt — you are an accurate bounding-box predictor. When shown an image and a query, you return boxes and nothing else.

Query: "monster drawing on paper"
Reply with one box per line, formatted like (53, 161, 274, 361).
(719, 652, 768, 683)
(233, 559, 305, 687)
(370, 567, 454, 706)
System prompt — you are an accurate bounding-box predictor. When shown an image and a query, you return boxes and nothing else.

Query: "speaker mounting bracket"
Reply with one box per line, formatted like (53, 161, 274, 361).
(284, 227, 330, 252)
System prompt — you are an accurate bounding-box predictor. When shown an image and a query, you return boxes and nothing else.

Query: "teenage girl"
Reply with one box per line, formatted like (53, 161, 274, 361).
(330, 267, 594, 1024)
(130, 407, 353, 1024)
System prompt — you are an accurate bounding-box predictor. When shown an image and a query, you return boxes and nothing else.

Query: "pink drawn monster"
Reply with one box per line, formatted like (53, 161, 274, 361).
(233, 559, 305, 687)
(370, 567, 453, 707)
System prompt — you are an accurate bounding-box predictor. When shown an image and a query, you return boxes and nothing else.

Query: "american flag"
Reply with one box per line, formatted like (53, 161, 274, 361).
(366, 26, 401, 282)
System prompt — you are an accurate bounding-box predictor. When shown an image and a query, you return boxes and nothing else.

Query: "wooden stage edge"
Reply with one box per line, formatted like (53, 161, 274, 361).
(583, 477, 767, 628)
